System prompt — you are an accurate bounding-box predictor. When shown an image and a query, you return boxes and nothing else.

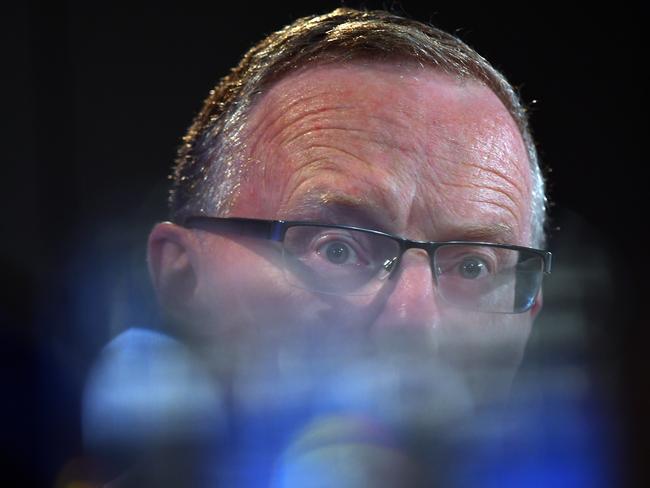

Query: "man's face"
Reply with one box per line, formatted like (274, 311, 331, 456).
(150, 62, 538, 408)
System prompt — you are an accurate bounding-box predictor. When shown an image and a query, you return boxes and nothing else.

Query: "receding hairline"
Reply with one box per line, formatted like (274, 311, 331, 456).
(245, 58, 496, 111)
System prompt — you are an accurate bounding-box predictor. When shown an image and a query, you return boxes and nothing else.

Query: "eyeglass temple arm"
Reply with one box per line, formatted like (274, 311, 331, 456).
(543, 252, 552, 274)
(181, 216, 285, 241)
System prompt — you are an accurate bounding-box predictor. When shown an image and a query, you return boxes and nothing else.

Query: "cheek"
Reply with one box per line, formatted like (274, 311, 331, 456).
(437, 309, 532, 368)
(196, 242, 298, 331)
(192, 239, 382, 340)
(434, 310, 532, 404)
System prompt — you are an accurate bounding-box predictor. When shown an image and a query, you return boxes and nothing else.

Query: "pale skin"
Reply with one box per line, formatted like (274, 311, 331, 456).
(148, 62, 542, 408)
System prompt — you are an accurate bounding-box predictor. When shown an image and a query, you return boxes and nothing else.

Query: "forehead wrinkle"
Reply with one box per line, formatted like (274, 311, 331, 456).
(277, 151, 425, 239)
(466, 197, 520, 228)
(428, 127, 529, 190)
(406, 157, 525, 243)
(432, 176, 525, 220)
(425, 176, 524, 235)
(294, 144, 379, 172)
(244, 91, 320, 149)
(277, 128, 431, 209)
(246, 88, 349, 140)
(460, 160, 527, 205)
(283, 153, 372, 191)
(412, 134, 529, 228)
(442, 134, 527, 180)
(280, 124, 366, 148)
(282, 115, 416, 154)
(248, 80, 429, 164)
(266, 115, 422, 220)
(273, 111, 424, 169)
(244, 73, 362, 160)
(245, 103, 355, 164)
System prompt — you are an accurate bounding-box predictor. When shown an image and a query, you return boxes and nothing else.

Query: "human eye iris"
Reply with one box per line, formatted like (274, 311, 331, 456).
(458, 256, 489, 279)
(319, 239, 357, 264)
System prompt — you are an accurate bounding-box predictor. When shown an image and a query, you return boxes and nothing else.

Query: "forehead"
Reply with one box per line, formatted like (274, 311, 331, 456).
(232, 62, 532, 243)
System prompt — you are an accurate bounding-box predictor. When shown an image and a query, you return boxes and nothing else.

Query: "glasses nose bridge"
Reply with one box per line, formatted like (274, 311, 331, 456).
(401, 237, 437, 253)
(395, 238, 438, 275)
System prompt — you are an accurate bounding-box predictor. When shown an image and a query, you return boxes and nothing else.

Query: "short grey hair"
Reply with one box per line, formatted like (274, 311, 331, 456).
(169, 8, 547, 247)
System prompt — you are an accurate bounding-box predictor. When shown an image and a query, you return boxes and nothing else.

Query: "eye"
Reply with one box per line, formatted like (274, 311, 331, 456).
(457, 257, 489, 279)
(318, 240, 359, 265)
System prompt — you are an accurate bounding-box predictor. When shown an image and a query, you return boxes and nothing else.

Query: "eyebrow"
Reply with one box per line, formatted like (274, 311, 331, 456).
(285, 191, 398, 230)
(452, 223, 518, 244)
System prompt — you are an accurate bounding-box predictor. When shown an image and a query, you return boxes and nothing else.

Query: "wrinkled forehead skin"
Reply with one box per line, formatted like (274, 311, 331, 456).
(230, 62, 533, 246)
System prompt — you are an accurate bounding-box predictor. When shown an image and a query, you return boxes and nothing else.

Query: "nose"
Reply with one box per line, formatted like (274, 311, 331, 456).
(372, 249, 441, 331)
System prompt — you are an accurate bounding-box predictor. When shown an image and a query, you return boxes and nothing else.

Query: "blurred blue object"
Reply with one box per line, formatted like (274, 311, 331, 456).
(449, 387, 617, 488)
(82, 328, 225, 453)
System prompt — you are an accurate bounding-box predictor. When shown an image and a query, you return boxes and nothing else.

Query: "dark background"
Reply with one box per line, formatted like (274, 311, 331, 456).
(1, 2, 646, 486)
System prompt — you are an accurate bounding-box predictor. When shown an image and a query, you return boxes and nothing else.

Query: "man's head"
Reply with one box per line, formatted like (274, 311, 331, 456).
(147, 8, 549, 409)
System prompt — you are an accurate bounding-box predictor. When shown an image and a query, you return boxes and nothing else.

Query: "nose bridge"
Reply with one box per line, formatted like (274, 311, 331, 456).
(397, 247, 437, 290)
(392, 239, 438, 286)
(373, 246, 440, 331)
(399, 245, 433, 269)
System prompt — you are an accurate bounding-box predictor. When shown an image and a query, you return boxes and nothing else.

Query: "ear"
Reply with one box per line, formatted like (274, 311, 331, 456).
(530, 289, 544, 320)
(147, 222, 200, 316)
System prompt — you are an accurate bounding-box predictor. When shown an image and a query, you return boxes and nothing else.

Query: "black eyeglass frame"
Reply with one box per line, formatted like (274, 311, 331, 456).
(181, 215, 552, 274)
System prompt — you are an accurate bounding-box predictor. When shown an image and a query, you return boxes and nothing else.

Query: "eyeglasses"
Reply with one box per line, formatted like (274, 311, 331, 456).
(182, 216, 552, 314)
